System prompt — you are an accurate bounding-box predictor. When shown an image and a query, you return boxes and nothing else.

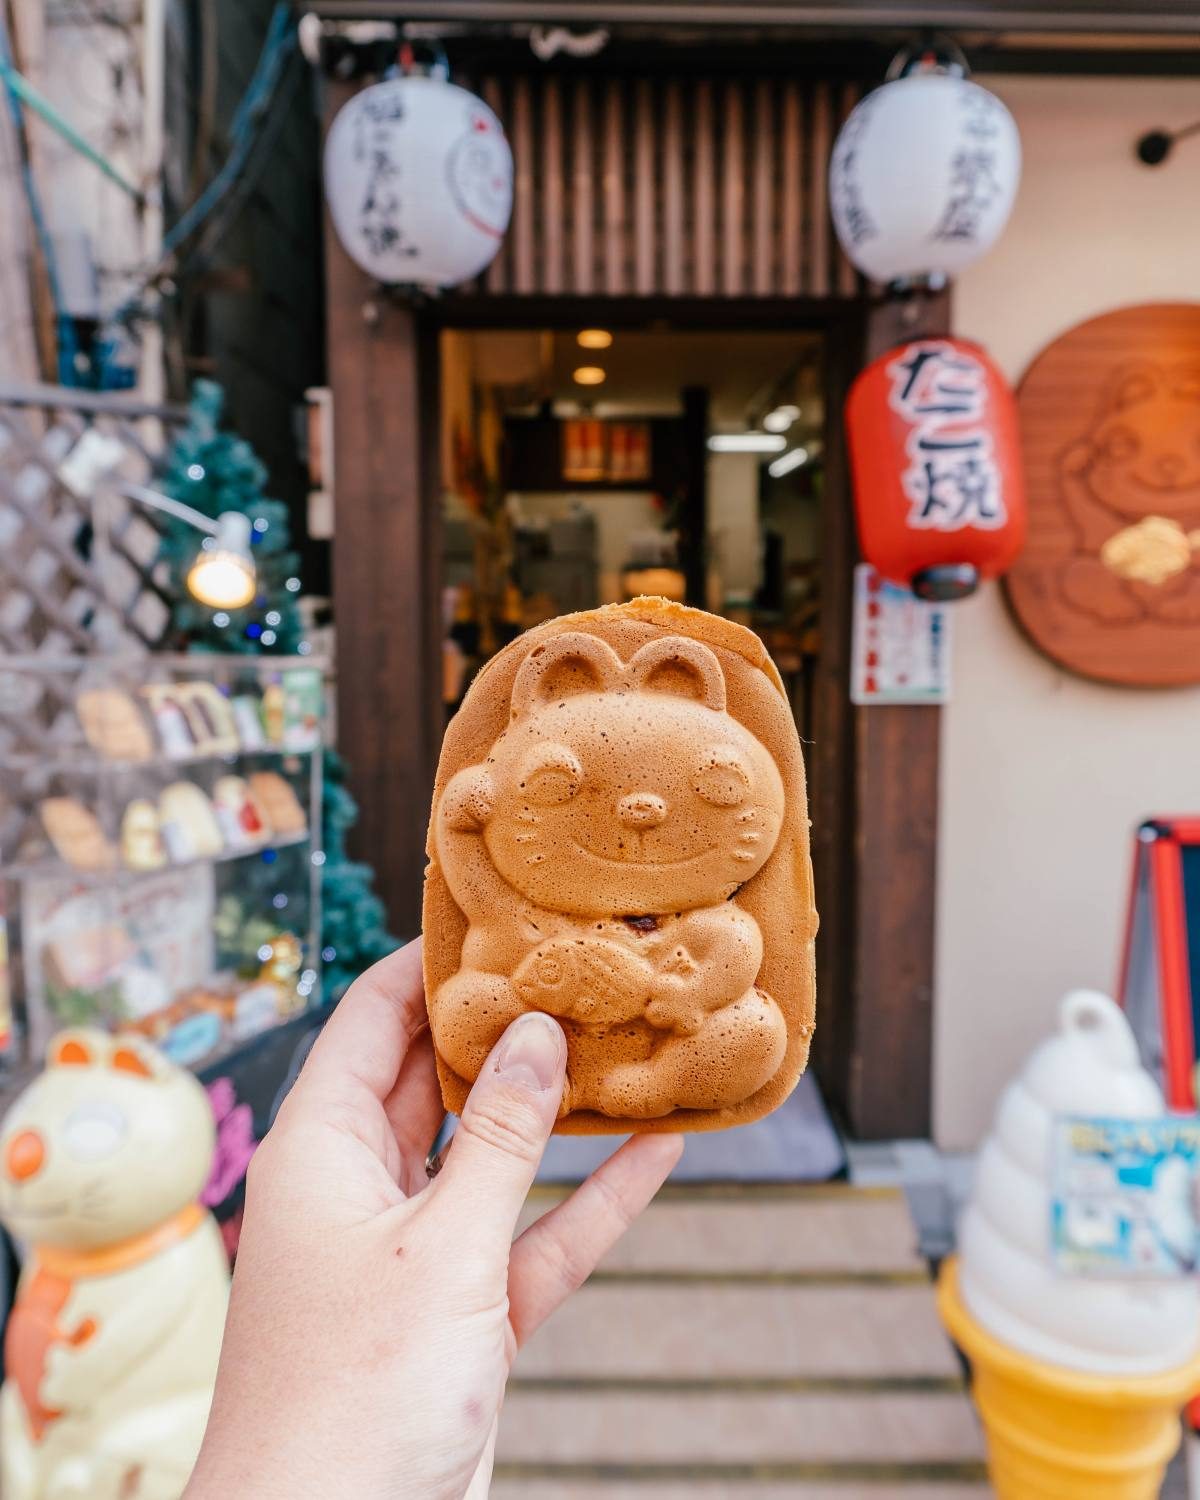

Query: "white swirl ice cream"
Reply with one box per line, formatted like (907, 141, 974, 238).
(958, 989, 1200, 1375)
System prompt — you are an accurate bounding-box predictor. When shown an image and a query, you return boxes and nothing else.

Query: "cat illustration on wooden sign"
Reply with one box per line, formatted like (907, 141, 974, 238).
(1057, 360, 1200, 625)
(1005, 304, 1200, 687)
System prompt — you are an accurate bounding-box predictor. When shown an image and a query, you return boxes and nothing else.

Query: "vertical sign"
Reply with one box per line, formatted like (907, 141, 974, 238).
(851, 563, 952, 705)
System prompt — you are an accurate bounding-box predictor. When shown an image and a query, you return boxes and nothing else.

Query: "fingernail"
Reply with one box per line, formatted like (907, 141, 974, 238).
(495, 1011, 564, 1093)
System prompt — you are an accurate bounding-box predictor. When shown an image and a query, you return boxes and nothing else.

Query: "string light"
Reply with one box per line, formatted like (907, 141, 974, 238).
(187, 464, 205, 481)
(272, 893, 288, 909)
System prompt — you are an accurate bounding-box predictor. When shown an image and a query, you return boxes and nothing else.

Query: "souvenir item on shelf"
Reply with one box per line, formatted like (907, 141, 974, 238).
(75, 688, 155, 762)
(232, 980, 288, 1038)
(423, 597, 817, 1133)
(258, 931, 302, 987)
(282, 669, 322, 750)
(39, 799, 116, 872)
(143, 685, 195, 760)
(247, 771, 307, 836)
(212, 776, 267, 850)
(158, 782, 224, 861)
(261, 683, 286, 746)
(174, 682, 240, 756)
(120, 799, 168, 871)
(0, 1029, 230, 1499)
(231, 694, 267, 750)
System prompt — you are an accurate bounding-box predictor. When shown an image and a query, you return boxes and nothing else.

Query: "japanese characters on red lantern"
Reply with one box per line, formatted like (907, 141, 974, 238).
(846, 337, 1027, 600)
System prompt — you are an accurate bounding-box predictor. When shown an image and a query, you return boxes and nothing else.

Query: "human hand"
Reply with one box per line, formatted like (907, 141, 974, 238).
(185, 940, 681, 1500)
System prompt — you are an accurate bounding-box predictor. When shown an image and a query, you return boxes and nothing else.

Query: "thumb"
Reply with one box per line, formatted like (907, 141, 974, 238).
(436, 1011, 566, 1246)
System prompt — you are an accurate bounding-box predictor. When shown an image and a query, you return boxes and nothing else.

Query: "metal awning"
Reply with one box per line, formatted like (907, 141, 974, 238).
(309, 1, 1200, 38)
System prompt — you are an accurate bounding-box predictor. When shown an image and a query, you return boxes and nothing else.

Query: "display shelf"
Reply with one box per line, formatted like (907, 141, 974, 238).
(0, 743, 320, 775)
(0, 652, 328, 1065)
(7, 830, 312, 886)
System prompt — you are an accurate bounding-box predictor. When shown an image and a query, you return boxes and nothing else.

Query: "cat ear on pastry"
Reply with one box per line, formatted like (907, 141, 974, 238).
(441, 766, 496, 830)
(510, 631, 623, 720)
(625, 636, 726, 713)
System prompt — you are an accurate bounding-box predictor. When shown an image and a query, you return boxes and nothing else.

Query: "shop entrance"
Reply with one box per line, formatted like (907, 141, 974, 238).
(418, 303, 866, 1146)
(438, 327, 824, 730)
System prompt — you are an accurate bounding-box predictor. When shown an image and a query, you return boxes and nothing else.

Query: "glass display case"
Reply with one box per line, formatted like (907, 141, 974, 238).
(0, 654, 326, 1070)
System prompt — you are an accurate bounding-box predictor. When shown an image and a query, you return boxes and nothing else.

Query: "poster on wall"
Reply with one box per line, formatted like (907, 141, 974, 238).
(850, 563, 952, 705)
(20, 866, 215, 1054)
(1005, 303, 1200, 687)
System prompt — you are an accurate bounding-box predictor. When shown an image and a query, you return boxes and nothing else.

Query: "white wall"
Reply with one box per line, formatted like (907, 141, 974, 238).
(935, 75, 1200, 1149)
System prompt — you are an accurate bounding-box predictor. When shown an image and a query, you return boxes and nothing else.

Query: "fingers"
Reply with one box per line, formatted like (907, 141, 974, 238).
(507, 1133, 682, 1347)
(295, 940, 426, 1107)
(382, 1028, 447, 1193)
(435, 1011, 566, 1247)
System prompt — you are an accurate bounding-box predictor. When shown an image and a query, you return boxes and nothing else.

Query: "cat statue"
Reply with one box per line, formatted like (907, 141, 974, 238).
(0, 1029, 229, 1500)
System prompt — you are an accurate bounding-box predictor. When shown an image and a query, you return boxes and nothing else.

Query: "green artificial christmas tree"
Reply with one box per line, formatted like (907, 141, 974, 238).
(320, 751, 398, 999)
(157, 382, 397, 1000)
(157, 380, 304, 655)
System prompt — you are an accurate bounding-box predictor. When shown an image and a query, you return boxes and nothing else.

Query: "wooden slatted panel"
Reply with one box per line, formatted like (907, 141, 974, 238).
(662, 80, 685, 297)
(692, 79, 717, 296)
(511, 76, 535, 295)
(459, 73, 862, 300)
(721, 81, 745, 297)
(780, 80, 804, 298)
(480, 76, 510, 294)
(572, 78, 596, 295)
(633, 78, 656, 295)
(542, 77, 565, 294)
(603, 80, 625, 295)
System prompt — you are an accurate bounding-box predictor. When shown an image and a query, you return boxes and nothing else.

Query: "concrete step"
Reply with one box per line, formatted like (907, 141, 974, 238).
(517, 1186, 923, 1277)
(515, 1280, 962, 1381)
(492, 1483, 992, 1499)
(494, 1387, 985, 1467)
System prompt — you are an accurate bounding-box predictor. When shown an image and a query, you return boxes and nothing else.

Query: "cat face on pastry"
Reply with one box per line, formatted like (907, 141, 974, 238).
(466, 634, 784, 918)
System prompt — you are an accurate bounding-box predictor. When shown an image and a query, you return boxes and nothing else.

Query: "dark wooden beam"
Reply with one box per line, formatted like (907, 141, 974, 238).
(323, 83, 442, 939)
(846, 288, 951, 1140)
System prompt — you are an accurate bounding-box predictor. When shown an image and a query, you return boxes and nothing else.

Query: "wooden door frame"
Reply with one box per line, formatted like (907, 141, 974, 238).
(325, 273, 944, 1138)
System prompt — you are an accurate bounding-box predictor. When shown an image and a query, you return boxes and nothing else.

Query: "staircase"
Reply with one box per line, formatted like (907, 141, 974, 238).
(496, 1182, 990, 1499)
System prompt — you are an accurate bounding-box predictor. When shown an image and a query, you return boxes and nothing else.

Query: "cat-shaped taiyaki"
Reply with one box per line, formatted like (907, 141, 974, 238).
(0, 1029, 229, 1500)
(423, 599, 817, 1131)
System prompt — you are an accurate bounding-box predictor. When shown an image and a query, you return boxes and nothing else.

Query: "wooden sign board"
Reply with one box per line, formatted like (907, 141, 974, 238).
(1005, 304, 1200, 687)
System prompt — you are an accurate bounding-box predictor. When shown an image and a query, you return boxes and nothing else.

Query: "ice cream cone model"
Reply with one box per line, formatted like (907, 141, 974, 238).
(940, 1259, 1200, 1499)
(0, 1029, 229, 1500)
(942, 990, 1200, 1498)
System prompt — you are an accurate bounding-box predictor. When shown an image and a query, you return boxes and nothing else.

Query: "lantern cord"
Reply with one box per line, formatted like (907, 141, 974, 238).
(113, 2, 297, 326)
(0, 9, 79, 386)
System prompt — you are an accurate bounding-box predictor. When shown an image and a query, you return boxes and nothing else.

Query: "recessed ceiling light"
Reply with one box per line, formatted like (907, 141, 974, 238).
(577, 329, 613, 350)
(707, 433, 787, 453)
(573, 366, 607, 386)
(763, 404, 801, 433)
(768, 446, 809, 478)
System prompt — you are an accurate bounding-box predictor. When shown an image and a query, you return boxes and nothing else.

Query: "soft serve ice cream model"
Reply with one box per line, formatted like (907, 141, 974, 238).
(0, 1029, 229, 1500)
(939, 990, 1200, 1499)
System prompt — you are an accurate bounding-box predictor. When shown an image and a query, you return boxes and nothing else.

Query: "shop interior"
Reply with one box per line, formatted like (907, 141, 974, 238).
(438, 328, 826, 731)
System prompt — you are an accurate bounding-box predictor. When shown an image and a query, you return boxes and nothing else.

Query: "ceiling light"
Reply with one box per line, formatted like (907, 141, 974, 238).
(707, 433, 787, 453)
(573, 365, 607, 386)
(577, 329, 613, 350)
(768, 446, 810, 479)
(762, 404, 801, 433)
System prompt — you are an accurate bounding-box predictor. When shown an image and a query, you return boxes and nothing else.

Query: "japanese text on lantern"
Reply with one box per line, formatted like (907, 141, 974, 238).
(887, 343, 1006, 532)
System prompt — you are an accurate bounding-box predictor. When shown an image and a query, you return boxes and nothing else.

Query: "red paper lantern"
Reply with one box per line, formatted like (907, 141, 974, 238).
(845, 337, 1027, 600)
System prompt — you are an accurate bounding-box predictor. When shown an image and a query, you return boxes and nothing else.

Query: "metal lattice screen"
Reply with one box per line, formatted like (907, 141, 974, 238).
(0, 383, 188, 780)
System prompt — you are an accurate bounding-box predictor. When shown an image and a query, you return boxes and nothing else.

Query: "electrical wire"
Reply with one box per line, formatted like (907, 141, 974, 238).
(0, 6, 79, 386)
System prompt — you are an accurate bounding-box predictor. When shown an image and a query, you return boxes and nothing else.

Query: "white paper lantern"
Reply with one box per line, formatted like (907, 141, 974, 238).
(324, 75, 513, 288)
(829, 73, 1020, 285)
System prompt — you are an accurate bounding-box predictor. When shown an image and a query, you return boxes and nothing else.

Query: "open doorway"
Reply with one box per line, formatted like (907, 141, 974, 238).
(438, 328, 825, 730)
(437, 323, 845, 1179)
